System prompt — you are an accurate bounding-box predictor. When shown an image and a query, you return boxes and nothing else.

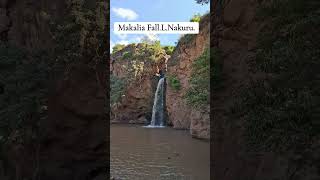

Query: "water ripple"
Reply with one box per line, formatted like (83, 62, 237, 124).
(110, 125, 210, 180)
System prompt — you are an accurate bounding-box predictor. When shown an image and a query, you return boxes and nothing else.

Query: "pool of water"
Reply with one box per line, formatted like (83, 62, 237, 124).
(110, 125, 210, 180)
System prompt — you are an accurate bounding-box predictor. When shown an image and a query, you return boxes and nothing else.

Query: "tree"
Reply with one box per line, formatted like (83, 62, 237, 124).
(112, 44, 125, 54)
(190, 14, 201, 22)
(195, 0, 210, 4)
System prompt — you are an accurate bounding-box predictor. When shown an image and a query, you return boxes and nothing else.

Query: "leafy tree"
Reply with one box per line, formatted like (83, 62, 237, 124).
(190, 14, 201, 22)
(163, 46, 175, 55)
(112, 44, 126, 54)
(195, 0, 210, 4)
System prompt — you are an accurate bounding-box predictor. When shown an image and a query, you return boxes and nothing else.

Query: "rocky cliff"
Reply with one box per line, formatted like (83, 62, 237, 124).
(212, 0, 320, 179)
(0, 0, 108, 179)
(166, 14, 210, 139)
(110, 43, 169, 124)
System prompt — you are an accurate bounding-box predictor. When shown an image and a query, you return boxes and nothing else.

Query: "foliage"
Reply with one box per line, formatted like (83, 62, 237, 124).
(178, 34, 196, 45)
(112, 44, 125, 54)
(239, 0, 320, 152)
(167, 75, 181, 90)
(0, 43, 49, 144)
(0, 1, 108, 165)
(163, 46, 175, 55)
(110, 75, 126, 104)
(122, 51, 133, 59)
(149, 41, 165, 63)
(131, 41, 165, 63)
(50, 0, 107, 66)
(185, 48, 210, 108)
(190, 14, 201, 22)
(195, 0, 210, 4)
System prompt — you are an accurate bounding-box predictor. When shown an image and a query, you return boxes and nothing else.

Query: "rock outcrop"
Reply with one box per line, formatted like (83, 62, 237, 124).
(212, 0, 320, 179)
(0, 0, 67, 50)
(0, 0, 108, 179)
(166, 14, 210, 139)
(212, 0, 264, 179)
(110, 43, 168, 124)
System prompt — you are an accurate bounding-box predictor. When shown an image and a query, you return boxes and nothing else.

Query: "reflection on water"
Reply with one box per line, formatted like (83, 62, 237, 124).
(111, 125, 210, 180)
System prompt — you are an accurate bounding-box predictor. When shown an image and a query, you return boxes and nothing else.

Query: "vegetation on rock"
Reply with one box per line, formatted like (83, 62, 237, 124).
(110, 75, 126, 105)
(234, 0, 320, 152)
(190, 14, 202, 22)
(167, 75, 181, 91)
(0, 44, 49, 145)
(163, 45, 175, 55)
(185, 47, 210, 108)
(112, 44, 126, 54)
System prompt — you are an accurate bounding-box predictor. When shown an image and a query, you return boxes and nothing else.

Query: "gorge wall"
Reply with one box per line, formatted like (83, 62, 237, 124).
(0, 0, 108, 179)
(212, 0, 320, 179)
(166, 14, 210, 139)
(110, 15, 210, 140)
(110, 43, 169, 124)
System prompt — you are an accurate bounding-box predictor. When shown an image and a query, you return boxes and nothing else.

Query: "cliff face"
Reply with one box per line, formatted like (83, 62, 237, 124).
(166, 15, 210, 139)
(110, 43, 169, 124)
(0, 0, 108, 179)
(212, 0, 263, 178)
(212, 0, 320, 179)
(0, 0, 66, 50)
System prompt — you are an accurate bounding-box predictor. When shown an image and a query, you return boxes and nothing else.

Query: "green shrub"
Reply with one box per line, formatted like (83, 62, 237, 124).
(167, 75, 181, 90)
(190, 14, 201, 22)
(163, 46, 175, 55)
(112, 44, 125, 54)
(0, 43, 49, 144)
(239, 0, 320, 152)
(110, 75, 126, 104)
(122, 51, 133, 59)
(185, 47, 210, 108)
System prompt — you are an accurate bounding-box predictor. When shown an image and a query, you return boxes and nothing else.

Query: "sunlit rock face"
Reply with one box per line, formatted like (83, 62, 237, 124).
(166, 14, 210, 139)
(110, 43, 169, 124)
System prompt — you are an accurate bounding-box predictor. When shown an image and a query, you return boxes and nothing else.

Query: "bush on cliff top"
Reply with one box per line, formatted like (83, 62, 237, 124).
(112, 44, 125, 54)
(163, 46, 175, 55)
(190, 14, 201, 22)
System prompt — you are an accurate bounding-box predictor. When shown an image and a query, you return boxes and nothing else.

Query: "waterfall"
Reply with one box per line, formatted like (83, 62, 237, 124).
(147, 77, 165, 127)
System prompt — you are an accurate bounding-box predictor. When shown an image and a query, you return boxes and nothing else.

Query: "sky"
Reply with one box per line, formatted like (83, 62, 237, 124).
(110, 0, 210, 51)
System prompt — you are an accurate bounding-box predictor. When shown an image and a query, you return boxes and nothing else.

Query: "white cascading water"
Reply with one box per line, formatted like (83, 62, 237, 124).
(146, 77, 165, 128)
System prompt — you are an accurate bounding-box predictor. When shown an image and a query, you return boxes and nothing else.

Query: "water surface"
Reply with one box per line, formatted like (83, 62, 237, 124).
(111, 125, 210, 180)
